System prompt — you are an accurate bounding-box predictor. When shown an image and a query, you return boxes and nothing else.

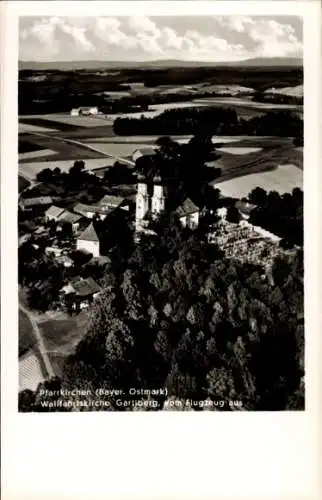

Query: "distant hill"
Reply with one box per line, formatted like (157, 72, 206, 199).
(19, 57, 302, 71)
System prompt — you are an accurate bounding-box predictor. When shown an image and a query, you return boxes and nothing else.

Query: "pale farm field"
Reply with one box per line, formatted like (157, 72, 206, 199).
(19, 122, 59, 133)
(85, 142, 158, 157)
(216, 164, 303, 198)
(19, 149, 58, 161)
(217, 147, 263, 155)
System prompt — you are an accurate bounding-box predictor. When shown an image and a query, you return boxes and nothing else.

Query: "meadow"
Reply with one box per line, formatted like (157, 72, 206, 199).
(19, 309, 36, 357)
(215, 164, 303, 198)
(208, 145, 303, 184)
(84, 141, 158, 157)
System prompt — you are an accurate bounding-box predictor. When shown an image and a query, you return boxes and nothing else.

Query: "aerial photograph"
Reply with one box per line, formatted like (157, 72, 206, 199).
(18, 15, 304, 412)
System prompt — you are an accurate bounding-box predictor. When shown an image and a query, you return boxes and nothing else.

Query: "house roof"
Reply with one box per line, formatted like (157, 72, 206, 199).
(235, 201, 256, 215)
(176, 198, 199, 218)
(45, 205, 64, 218)
(22, 196, 53, 207)
(71, 277, 102, 297)
(99, 194, 125, 207)
(57, 210, 82, 224)
(73, 202, 110, 217)
(133, 147, 156, 158)
(77, 223, 99, 242)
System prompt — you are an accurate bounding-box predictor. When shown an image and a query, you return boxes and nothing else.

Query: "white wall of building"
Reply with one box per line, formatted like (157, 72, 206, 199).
(76, 239, 100, 257)
(151, 185, 165, 216)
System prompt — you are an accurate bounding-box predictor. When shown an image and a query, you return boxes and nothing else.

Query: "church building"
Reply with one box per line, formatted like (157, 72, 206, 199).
(135, 172, 199, 235)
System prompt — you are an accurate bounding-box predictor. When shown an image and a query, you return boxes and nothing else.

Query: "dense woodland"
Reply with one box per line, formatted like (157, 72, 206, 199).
(114, 108, 303, 138)
(248, 187, 303, 247)
(19, 214, 304, 412)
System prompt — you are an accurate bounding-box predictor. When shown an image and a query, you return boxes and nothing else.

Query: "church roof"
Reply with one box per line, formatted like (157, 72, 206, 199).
(77, 223, 99, 242)
(176, 198, 199, 217)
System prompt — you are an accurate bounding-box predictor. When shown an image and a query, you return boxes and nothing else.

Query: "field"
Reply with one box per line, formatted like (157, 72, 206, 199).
(39, 311, 89, 377)
(208, 145, 302, 186)
(20, 113, 110, 128)
(18, 175, 31, 192)
(84, 141, 158, 157)
(19, 134, 108, 162)
(19, 309, 36, 357)
(215, 164, 303, 198)
(19, 148, 58, 161)
(217, 147, 263, 155)
(193, 96, 302, 111)
(19, 122, 59, 133)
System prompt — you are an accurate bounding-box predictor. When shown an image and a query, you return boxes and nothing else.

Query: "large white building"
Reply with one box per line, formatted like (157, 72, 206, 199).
(135, 173, 200, 233)
(70, 107, 99, 116)
(76, 222, 100, 257)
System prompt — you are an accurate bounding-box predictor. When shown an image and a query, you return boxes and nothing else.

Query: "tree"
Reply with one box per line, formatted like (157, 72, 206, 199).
(226, 205, 241, 223)
(36, 168, 53, 183)
(69, 160, 85, 176)
(248, 187, 267, 206)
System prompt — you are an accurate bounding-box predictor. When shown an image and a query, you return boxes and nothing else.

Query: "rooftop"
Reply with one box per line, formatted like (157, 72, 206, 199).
(133, 147, 156, 157)
(73, 202, 110, 217)
(99, 194, 125, 207)
(57, 210, 82, 224)
(235, 200, 256, 215)
(45, 205, 65, 218)
(77, 223, 99, 242)
(22, 196, 53, 207)
(176, 198, 199, 217)
(68, 278, 101, 297)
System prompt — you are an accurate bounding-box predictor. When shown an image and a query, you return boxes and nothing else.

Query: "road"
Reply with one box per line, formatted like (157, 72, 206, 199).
(28, 130, 135, 167)
(19, 302, 55, 379)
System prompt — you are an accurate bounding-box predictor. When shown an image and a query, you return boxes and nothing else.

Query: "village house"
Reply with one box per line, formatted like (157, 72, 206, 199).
(56, 210, 83, 233)
(235, 201, 256, 220)
(44, 205, 65, 222)
(60, 277, 102, 312)
(175, 198, 200, 229)
(45, 246, 62, 258)
(132, 147, 156, 163)
(73, 202, 110, 221)
(70, 106, 99, 116)
(76, 222, 100, 257)
(56, 255, 74, 268)
(99, 194, 128, 211)
(19, 196, 53, 211)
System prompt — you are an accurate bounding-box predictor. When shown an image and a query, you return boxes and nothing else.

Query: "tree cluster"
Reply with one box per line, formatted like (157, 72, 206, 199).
(20, 212, 304, 411)
(114, 107, 303, 138)
(248, 187, 303, 246)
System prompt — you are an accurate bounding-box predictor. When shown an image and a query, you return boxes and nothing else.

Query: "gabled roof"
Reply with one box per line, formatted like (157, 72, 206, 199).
(235, 201, 256, 215)
(99, 194, 125, 207)
(22, 196, 53, 207)
(57, 210, 82, 224)
(77, 223, 99, 242)
(72, 277, 102, 297)
(73, 202, 110, 216)
(45, 205, 64, 218)
(133, 147, 156, 157)
(176, 198, 199, 217)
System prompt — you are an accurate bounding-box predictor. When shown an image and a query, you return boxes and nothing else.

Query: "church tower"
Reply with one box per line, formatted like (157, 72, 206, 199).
(151, 174, 165, 218)
(135, 175, 149, 230)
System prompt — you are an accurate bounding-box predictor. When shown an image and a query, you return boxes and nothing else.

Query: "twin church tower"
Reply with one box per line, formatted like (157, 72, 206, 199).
(135, 173, 165, 232)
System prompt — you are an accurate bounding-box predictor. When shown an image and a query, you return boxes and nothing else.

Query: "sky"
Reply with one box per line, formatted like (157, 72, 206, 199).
(19, 16, 303, 62)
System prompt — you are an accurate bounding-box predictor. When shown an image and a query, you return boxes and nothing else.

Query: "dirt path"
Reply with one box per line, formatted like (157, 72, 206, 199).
(29, 131, 135, 167)
(19, 302, 54, 379)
